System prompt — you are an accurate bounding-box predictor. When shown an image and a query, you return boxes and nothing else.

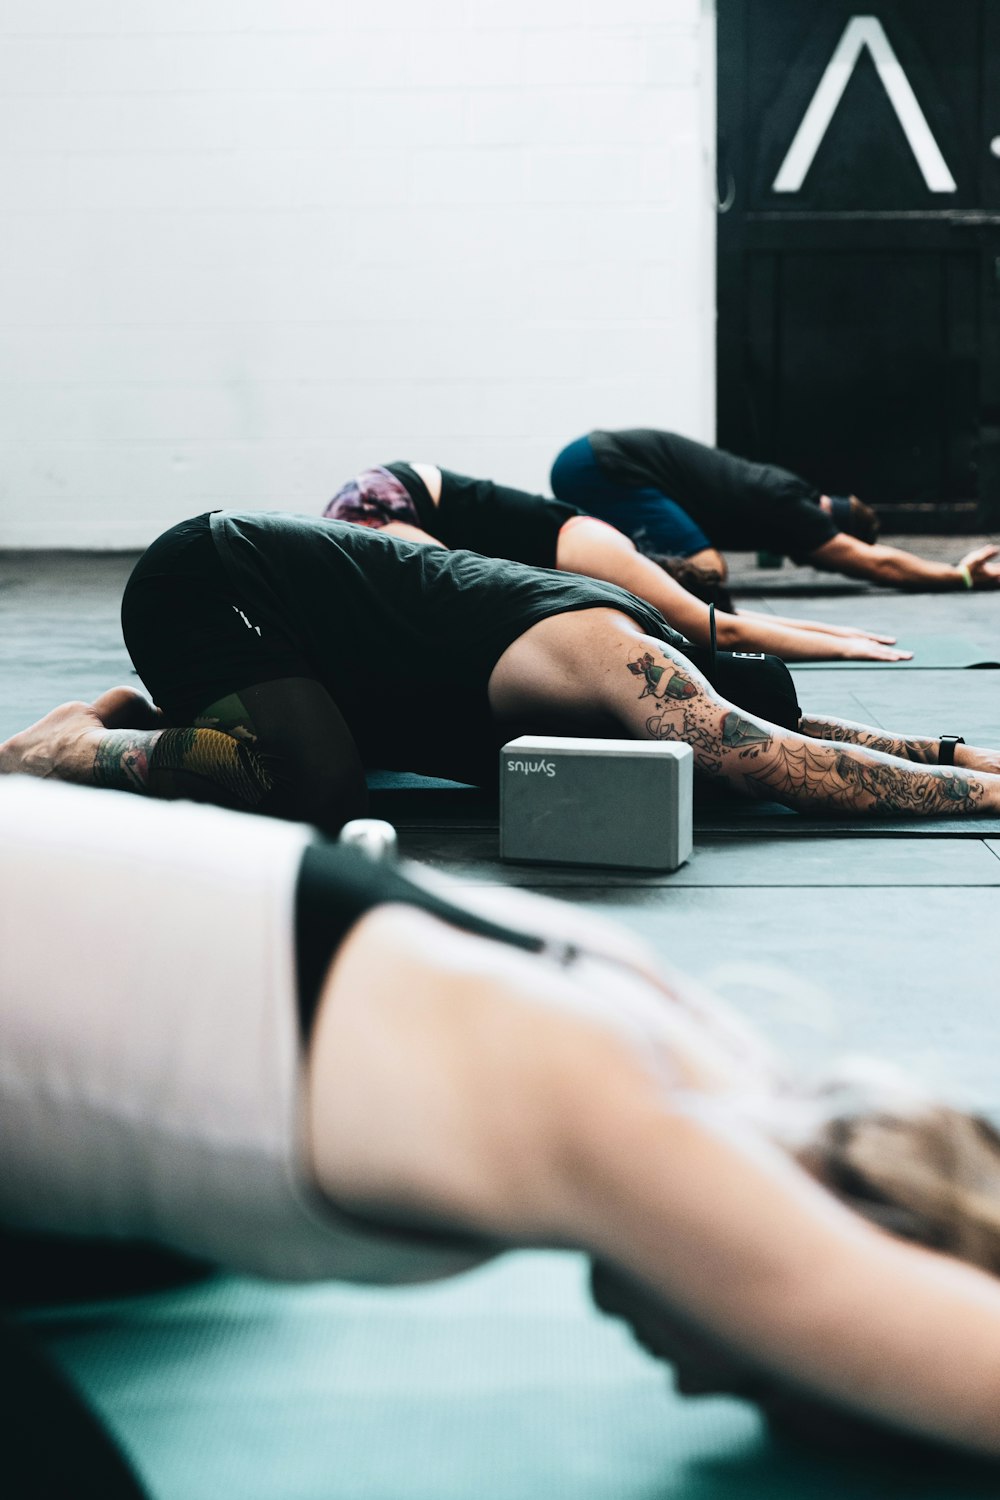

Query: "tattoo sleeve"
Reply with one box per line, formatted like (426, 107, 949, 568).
(92, 730, 159, 793)
(622, 647, 987, 816)
(798, 713, 940, 765)
(728, 734, 985, 815)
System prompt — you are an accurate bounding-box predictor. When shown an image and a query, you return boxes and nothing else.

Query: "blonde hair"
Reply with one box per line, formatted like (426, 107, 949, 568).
(802, 1084, 1000, 1274)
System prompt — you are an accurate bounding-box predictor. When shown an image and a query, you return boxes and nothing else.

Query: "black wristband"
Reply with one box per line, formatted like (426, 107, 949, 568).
(938, 734, 965, 766)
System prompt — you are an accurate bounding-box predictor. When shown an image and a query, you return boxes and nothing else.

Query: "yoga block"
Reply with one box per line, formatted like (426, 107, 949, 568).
(500, 736, 692, 871)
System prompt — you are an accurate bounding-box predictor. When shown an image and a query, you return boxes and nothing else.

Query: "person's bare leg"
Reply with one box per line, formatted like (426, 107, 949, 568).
(488, 608, 1000, 815)
(304, 897, 1000, 1455)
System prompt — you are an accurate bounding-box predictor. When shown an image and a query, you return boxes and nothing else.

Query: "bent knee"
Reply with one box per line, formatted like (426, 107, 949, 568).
(264, 752, 369, 832)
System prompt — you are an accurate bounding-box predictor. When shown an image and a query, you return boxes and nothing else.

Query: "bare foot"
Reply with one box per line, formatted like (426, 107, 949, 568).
(0, 700, 108, 783)
(91, 685, 163, 731)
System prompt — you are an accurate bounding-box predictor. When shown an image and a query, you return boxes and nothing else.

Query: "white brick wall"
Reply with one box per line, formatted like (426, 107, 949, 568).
(0, 0, 716, 547)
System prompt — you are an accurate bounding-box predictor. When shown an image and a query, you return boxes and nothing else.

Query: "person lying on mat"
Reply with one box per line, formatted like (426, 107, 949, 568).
(549, 430, 1000, 596)
(323, 462, 909, 664)
(1, 511, 997, 832)
(5, 776, 1000, 1461)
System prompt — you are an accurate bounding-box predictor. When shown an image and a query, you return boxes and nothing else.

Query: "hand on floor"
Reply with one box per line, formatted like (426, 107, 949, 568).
(836, 638, 912, 662)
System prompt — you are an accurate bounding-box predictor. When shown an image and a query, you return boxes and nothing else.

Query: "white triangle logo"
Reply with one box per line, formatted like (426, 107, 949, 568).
(772, 15, 956, 194)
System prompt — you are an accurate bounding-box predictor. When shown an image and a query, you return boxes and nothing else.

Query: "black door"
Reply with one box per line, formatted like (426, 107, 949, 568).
(717, 0, 1000, 529)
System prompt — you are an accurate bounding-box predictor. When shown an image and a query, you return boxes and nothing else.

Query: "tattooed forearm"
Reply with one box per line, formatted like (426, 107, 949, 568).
(834, 751, 984, 814)
(799, 714, 939, 765)
(92, 730, 161, 792)
(736, 738, 985, 815)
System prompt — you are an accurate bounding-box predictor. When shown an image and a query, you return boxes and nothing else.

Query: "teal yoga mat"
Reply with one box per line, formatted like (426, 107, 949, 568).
(23, 1254, 998, 1500)
(794, 635, 1000, 670)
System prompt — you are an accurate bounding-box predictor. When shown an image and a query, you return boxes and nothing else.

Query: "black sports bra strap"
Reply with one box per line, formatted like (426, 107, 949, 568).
(294, 840, 550, 1038)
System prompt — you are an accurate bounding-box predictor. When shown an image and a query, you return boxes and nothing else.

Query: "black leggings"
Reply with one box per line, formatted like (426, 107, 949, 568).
(121, 516, 367, 832)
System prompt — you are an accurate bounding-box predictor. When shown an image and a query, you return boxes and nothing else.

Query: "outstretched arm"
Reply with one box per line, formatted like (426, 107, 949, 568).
(489, 611, 1000, 817)
(809, 533, 1000, 590)
(800, 712, 1000, 777)
(556, 519, 911, 661)
(739, 608, 898, 646)
(306, 888, 1000, 1456)
(635, 666, 995, 817)
(584, 1089, 1000, 1457)
(587, 622, 998, 815)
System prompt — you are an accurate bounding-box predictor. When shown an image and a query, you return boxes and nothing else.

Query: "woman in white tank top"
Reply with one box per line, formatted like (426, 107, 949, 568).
(4, 776, 1000, 1458)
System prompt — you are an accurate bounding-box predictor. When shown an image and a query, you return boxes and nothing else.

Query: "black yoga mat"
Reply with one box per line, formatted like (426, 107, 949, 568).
(692, 801, 1000, 838)
(366, 772, 1000, 839)
(794, 634, 1000, 671)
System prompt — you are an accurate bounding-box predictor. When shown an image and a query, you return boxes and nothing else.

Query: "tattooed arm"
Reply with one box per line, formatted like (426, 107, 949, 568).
(800, 714, 1000, 778)
(720, 727, 988, 817)
(609, 636, 1000, 817)
(798, 714, 940, 765)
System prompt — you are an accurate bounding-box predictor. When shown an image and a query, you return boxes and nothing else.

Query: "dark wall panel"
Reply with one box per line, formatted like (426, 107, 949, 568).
(718, 0, 999, 526)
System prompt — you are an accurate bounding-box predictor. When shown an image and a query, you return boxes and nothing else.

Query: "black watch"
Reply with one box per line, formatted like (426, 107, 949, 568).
(938, 734, 965, 766)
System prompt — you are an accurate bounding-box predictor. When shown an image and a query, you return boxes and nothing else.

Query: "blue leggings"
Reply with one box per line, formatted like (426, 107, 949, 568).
(550, 436, 711, 559)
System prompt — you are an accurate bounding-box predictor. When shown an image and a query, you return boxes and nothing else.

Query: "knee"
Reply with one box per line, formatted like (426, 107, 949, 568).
(264, 749, 369, 833)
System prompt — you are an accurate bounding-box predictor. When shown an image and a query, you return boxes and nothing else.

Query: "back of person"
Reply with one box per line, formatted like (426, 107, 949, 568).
(326, 462, 580, 570)
(575, 429, 838, 561)
(212, 512, 681, 782)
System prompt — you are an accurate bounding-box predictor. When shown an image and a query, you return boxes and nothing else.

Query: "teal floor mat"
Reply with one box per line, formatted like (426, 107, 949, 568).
(23, 1254, 998, 1500)
(794, 634, 1000, 669)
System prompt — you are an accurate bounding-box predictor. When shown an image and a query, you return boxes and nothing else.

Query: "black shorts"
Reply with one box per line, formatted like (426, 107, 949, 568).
(121, 512, 312, 723)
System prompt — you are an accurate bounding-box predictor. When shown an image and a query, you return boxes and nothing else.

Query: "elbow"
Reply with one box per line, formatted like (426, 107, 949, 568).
(714, 614, 744, 650)
(870, 557, 903, 586)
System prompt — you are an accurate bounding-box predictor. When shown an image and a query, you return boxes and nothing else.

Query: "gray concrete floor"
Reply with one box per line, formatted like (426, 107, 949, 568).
(2, 539, 1000, 1111)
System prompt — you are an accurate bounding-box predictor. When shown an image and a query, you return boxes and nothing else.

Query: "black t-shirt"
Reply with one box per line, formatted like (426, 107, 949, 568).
(210, 512, 684, 785)
(387, 462, 582, 569)
(588, 429, 838, 562)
